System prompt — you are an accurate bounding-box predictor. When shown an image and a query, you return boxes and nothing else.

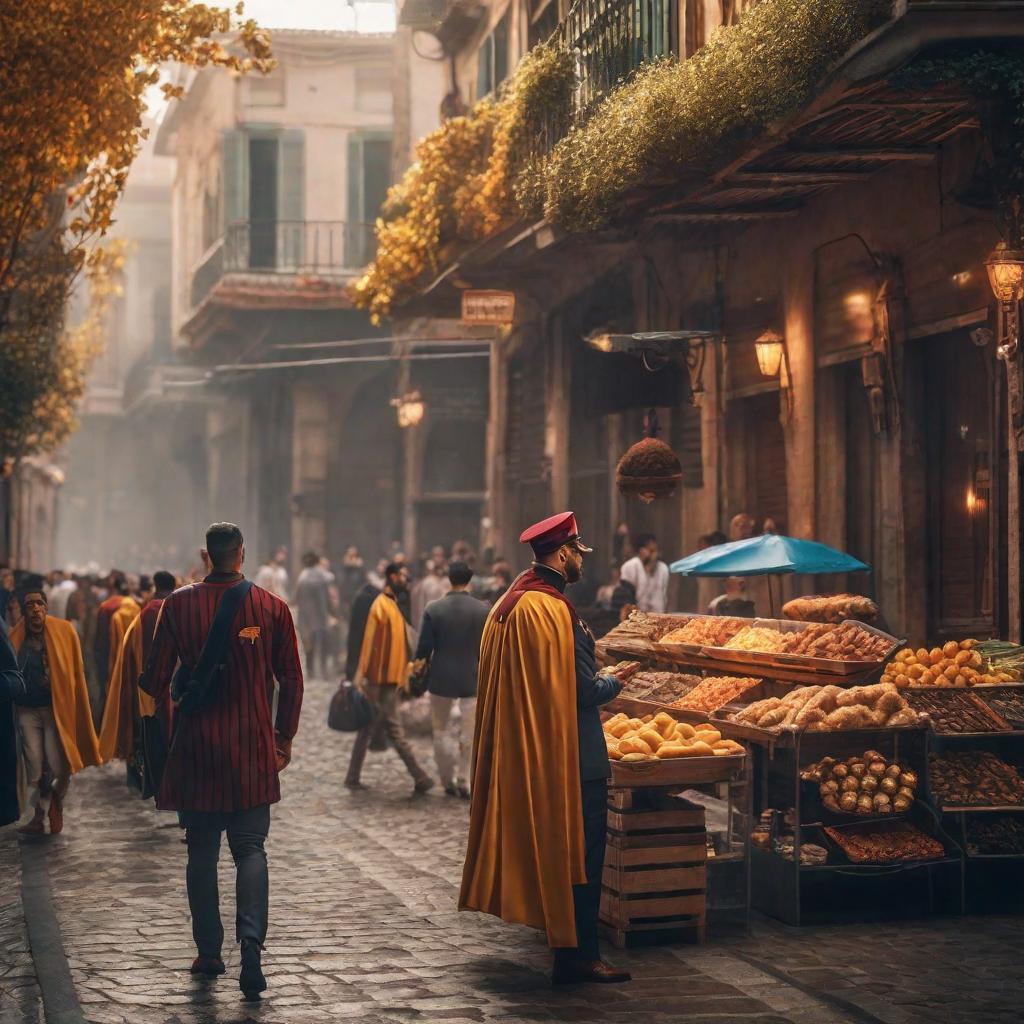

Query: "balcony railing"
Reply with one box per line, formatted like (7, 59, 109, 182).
(189, 220, 376, 310)
(558, 0, 673, 111)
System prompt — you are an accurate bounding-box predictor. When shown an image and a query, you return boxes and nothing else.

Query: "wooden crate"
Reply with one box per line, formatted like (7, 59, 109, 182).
(600, 792, 707, 948)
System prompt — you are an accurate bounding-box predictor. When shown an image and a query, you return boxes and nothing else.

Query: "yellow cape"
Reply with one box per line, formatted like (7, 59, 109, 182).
(459, 590, 585, 947)
(357, 592, 409, 687)
(98, 613, 143, 762)
(106, 597, 140, 686)
(11, 617, 103, 774)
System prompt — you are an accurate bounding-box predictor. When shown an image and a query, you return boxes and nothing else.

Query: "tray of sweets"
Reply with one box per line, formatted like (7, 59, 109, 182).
(701, 619, 902, 678)
(654, 614, 749, 657)
(977, 689, 1024, 729)
(822, 819, 946, 864)
(929, 750, 1024, 810)
(903, 689, 1010, 735)
(965, 815, 1024, 856)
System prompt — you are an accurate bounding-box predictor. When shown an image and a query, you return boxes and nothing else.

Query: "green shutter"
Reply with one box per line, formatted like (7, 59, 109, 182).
(222, 130, 248, 226)
(276, 130, 304, 267)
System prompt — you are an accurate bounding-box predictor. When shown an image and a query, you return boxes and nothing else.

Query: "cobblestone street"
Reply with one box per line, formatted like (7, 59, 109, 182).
(4, 679, 1024, 1024)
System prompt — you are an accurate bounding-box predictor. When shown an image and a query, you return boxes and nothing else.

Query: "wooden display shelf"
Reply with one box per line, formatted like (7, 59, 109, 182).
(610, 753, 745, 788)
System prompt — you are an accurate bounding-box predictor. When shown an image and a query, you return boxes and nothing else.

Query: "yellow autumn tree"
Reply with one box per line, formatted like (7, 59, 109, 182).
(0, 1, 273, 465)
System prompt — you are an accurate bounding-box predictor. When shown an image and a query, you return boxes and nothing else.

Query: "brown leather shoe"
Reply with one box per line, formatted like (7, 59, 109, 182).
(190, 956, 226, 976)
(552, 959, 632, 985)
(48, 794, 63, 835)
(17, 809, 45, 836)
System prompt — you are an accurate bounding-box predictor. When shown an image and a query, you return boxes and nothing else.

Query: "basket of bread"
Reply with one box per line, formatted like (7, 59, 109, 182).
(604, 711, 745, 784)
(724, 682, 922, 734)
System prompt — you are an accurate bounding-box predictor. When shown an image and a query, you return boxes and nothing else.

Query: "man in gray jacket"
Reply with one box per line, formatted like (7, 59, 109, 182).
(414, 561, 488, 798)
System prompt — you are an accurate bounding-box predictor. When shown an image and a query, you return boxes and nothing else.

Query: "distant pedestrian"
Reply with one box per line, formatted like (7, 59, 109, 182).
(411, 558, 450, 628)
(619, 533, 670, 613)
(414, 561, 487, 799)
(10, 587, 102, 835)
(295, 551, 333, 679)
(344, 562, 433, 794)
(141, 523, 303, 999)
(254, 546, 290, 601)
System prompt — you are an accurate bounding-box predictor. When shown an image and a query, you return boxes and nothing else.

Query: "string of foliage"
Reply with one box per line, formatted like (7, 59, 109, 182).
(352, 42, 575, 322)
(354, 0, 895, 319)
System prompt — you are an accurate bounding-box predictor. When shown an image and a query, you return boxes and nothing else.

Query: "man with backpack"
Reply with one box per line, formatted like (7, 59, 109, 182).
(141, 523, 303, 1000)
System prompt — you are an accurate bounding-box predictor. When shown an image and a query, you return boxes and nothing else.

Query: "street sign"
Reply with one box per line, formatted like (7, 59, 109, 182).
(461, 290, 515, 325)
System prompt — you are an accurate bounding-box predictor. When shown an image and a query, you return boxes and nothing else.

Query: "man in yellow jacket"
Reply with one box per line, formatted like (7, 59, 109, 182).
(344, 562, 433, 795)
(10, 586, 102, 835)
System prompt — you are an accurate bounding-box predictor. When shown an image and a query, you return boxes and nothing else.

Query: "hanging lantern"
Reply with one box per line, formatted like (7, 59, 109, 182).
(985, 242, 1024, 305)
(615, 437, 683, 504)
(754, 330, 785, 378)
(391, 390, 425, 428)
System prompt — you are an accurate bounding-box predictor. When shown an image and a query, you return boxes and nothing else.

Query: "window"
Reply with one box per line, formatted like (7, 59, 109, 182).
(355, 68, 393, 114)
(475, 12, 510, 99)
(246, 69, 285, 107)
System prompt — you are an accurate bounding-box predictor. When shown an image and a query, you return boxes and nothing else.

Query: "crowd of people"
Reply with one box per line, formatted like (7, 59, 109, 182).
(0, 511, 777, 998)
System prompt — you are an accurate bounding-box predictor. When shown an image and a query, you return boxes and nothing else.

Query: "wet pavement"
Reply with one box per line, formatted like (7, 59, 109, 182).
(4, 678, 1024, 1024)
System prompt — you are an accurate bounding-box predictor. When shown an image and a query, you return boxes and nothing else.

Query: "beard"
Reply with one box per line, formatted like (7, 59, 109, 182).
(565, 559, 583, 584)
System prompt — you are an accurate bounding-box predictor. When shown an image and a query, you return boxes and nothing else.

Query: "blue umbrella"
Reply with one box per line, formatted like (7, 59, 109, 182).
(670, 534, 870, 577)
(670, 535, 870, 617)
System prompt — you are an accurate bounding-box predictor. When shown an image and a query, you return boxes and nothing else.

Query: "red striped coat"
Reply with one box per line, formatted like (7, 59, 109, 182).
(141, 575, 303, 813)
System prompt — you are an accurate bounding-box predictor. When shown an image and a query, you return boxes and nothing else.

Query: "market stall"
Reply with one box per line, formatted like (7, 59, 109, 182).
(596, 609, 1024, 928)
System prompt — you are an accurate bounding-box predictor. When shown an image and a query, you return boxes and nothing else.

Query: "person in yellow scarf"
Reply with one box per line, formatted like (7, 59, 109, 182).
(459, 512, 634, 985)
(99, 572, 175, 773)
(10, 587, 102, 835)
(344, 562, 433, 794)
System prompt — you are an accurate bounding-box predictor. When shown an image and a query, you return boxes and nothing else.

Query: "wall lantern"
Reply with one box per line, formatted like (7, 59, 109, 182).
(391, 390, 425, 428)
(986, 241, 1024, 360)
(754, 329, 785, 378)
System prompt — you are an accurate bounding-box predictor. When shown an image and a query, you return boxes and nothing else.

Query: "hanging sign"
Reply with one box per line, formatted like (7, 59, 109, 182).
(461, 290, 515, 325)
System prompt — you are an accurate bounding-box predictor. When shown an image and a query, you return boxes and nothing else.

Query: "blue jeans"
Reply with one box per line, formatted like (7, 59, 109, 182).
(180, 804, 270, 958)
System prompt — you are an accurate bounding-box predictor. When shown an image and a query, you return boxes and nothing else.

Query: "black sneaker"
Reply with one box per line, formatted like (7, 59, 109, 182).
(457, 785, 471, 800)
(239, 939, 266, 1000)
(443, 783, 458, 797)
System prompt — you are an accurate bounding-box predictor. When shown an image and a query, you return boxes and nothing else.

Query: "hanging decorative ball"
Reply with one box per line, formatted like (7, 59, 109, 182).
(615, 437, 683, 504)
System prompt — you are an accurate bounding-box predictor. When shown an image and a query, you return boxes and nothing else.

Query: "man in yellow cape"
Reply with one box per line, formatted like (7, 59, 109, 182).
(10, 586, 102, 835)
(99, 572, 175, 771)
(344, 561, 433, 794)
(93, 572, 140, 721)
(460, 512, 633, 985)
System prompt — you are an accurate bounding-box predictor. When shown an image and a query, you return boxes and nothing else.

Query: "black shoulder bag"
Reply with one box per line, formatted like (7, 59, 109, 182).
(141, 580, 253, 798)
(171, 579, 254, 715)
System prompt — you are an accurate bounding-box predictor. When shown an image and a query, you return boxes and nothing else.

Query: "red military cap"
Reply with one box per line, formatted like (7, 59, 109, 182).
(519, 512, 593, 557)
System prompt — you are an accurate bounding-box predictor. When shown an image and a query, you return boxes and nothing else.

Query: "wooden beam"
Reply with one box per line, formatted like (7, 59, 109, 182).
(786, 146, 936, 161)
(655, 208, 801, 222)
(727, 170, 873, 186)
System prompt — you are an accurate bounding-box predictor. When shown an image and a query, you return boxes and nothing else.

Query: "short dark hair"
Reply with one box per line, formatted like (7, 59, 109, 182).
(139, 575, 153, 593)
(634, 533, 657, 551)
(384, 561, 405, 580)
(153, 570, 176, 593)
(448, 560, 473, 587)
(206, 522, 244, 570)
(18, 587, 47, 611)
(108, 569, 128, 594)
(701, 530, 727, 548)
(302, 550, 319, 567)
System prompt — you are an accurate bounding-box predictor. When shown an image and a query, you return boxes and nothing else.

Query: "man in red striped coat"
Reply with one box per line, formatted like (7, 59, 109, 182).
(142, 523, 303, 999)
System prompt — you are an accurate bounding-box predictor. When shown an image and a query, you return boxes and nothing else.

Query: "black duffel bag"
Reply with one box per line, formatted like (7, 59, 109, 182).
(328, 679, 373, 732)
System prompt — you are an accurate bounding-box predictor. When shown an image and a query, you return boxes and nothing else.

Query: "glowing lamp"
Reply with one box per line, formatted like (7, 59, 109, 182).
(986, 242, 1024, 305)
(755, 330, 785, 378)
(391, 391, 425, 428)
